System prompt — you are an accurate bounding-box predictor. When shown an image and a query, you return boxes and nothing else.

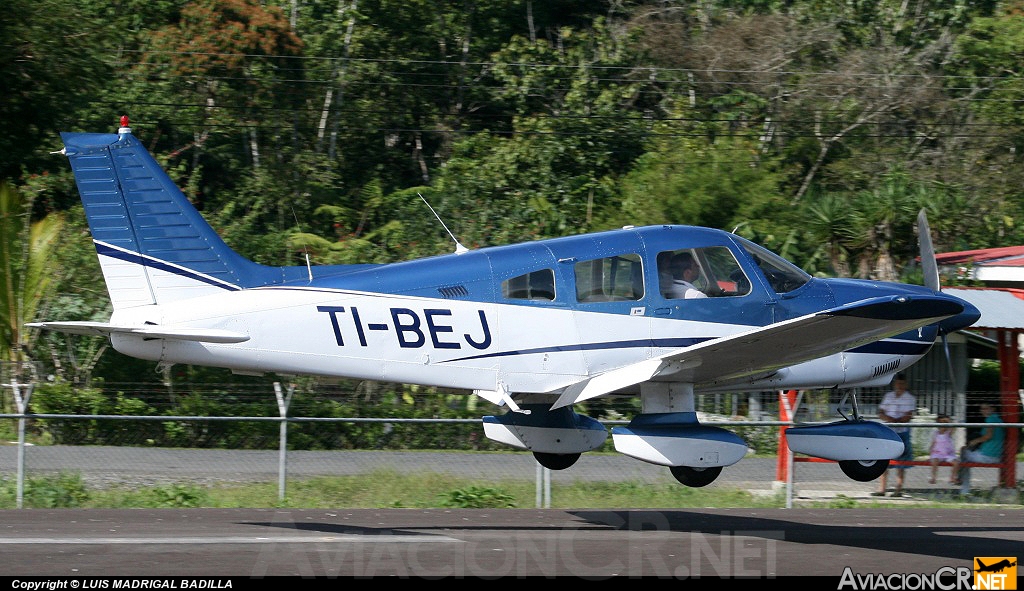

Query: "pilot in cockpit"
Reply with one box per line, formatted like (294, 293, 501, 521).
(663, 252, 708, 299)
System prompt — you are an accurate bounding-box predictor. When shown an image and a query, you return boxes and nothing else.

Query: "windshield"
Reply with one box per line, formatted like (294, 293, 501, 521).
(735, 237, 811, 294)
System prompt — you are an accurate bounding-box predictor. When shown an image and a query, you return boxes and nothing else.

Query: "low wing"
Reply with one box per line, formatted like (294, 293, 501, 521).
(551, 294, 963, 409)
(27, 321, 250, 344)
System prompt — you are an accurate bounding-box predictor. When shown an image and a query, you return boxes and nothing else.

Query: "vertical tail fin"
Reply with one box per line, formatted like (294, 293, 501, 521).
(61, 125, 282, 309)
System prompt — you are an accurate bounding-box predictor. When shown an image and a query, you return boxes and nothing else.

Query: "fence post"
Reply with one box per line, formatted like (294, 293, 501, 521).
(534, 462, 551, 509)
(535, 463, 541, 508)
(544, 465, 550, 508)
(274, 382, 295, 502)
(10, 379, 33, 509)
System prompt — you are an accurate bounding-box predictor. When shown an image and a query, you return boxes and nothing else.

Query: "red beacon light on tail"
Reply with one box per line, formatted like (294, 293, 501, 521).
(118, 115, 131, 134)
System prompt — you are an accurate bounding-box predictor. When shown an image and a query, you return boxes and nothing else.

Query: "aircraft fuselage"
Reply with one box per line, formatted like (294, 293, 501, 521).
(104, 223, 943, 396)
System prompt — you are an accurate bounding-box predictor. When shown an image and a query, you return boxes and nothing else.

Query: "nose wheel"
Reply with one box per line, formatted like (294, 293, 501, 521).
(670, 465, 722, 487)
(834, 388, 892, 482)
(839, 459, 890, 482)
(533, 452, 581, 470)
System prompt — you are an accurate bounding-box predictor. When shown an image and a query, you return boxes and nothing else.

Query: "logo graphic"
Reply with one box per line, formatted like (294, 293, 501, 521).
(974, 557, 1017, 590)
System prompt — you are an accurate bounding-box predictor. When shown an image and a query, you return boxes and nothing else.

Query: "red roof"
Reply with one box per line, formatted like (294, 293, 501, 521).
(935, 246, 1024, 266)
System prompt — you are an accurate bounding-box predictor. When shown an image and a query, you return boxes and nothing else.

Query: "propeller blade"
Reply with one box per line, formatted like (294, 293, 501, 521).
(918, 209, 940, 292)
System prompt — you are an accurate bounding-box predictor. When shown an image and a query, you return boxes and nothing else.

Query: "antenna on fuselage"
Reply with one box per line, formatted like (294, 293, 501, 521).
(419, 193, 468, 255)
(290, 206, 314, 283)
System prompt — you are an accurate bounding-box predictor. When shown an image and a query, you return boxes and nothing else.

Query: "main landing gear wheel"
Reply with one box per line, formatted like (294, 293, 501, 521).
(839, 459, 890, 482)
(670, 465, 723, 487)
(533, 452, 581, 470)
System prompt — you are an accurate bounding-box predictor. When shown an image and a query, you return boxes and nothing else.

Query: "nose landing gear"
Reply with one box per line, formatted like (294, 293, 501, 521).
(669, 465, 723, 487)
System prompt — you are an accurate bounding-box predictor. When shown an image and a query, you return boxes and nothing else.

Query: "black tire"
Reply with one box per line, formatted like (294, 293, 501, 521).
(839, 459, 890, 482)
(533, 452, 581, 471)
(669, 465, 723, 487)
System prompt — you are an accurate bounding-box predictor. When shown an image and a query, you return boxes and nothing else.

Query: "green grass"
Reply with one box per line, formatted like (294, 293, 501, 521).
(0, 469, 790, 510)
(4, 469, 1019, 510)
(122, 471, 788, 509)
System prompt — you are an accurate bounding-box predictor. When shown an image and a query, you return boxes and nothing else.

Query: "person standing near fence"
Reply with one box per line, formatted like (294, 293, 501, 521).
(873, 374, 915, 497)
(953, 402, 1003, 495)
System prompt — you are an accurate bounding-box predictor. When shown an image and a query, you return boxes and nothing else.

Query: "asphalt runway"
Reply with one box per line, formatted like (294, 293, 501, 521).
(0, 507, 1022, 579)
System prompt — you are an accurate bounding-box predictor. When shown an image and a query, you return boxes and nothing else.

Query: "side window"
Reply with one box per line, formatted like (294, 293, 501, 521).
(575, 254, 644, 302)
(657, 246, 751, 298)
(502, 269, 556, 301)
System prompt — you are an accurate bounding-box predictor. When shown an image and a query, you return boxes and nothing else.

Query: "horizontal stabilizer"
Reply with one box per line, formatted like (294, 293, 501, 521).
(28, 321, 250, 344)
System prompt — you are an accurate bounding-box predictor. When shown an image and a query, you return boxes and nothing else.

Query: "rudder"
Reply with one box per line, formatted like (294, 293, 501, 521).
(61, 123, 281, 309)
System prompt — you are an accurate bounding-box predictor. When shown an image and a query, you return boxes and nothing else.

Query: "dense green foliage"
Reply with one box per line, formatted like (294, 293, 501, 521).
(3, 0, 1024, 396)
(0, 472, 90, 508)
(26, 380, 512, 451)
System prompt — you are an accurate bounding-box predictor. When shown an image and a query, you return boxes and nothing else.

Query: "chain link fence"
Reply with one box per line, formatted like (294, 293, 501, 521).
(1, 379, 1021, 509)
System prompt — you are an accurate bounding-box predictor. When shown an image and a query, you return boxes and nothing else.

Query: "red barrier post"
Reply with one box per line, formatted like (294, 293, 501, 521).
(776, 389, 798, 482)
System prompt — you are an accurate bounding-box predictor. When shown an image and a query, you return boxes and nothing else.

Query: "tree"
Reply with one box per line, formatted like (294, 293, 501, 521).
(945, 5, 1024, 246)
(799, 192, 858, 277)
(132, 0, 303, 197)
(0, 182, 63, 398)
(432, 21, 655, 244)
(30, 202, 113, 386)
(614, 97, 788, 250)
(846, 171, 922, 281)
(0, 0, 119, 185)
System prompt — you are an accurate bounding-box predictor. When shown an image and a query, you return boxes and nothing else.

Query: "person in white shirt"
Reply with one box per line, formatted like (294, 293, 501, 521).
(873, 374, 916, 496)
(664, 252, 707, 299)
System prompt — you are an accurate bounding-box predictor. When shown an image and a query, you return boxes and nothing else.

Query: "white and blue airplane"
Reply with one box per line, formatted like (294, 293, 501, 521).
(31, 118, 981, 487)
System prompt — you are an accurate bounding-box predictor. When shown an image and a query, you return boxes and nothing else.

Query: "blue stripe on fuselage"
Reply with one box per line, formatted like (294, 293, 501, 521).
(95, 242, 241, 291)
(440, 335, 931, 363)
(441, 337, 716, 363)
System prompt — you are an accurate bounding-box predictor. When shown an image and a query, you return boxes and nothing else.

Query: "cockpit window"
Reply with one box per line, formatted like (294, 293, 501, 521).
(736, 237, 811, 294)
(658, 246, 750, 298)
(575, 254, 644, 302)
(502, 269, 556, 301)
